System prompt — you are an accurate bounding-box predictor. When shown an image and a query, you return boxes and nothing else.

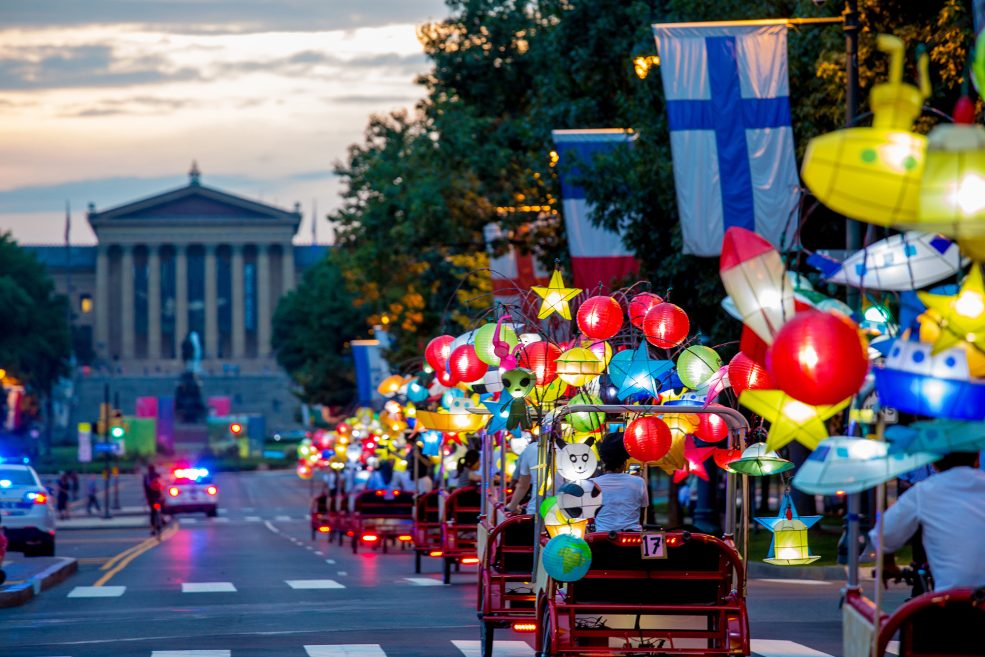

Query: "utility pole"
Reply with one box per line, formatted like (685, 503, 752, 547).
(844, 0, 863, 311)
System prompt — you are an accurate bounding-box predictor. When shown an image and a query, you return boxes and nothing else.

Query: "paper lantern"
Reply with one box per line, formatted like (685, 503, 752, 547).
(554, 435, 598, 481)
(527, 377, 569, 410)
(728, 442, 794, 477)
(577, 296, 623, 340)
(541, 535, 592, 582)
(567, 392, 604, 432)
(629, 292, 663, 328)
(517, 341, 562, 386)
(720, 227, 794, 345)
(712, 447, 742, 472)
(766, 310, 868, 406)
(474, 322, 519, 366)
(885, 418, 985, 455)
(755, 493, 822, 566)
(915, 309, 985, 377)
(557, 480, 603, 521)
(677, 345, 723, 390)
(615, 343, 673, 400)
(917, 265, 985, 354)
(800, 35, 928, 228)
(297, 463, 313, 480)
(448, 344, 488, 383)
(695, 407, 729, 443)
(556, 347, 604, 386)
(377, 374, 410, 397)
(532, 270, 582, 321)
(584, 339, 612, 367)
(624, 416, 672, 463)
(809, 231, 961, 292)
(414, 410, 489, 433)
(425, 335, 455, 371)
(435, 368, 459, 387)
(793, 436, 941, 496)
(728, 352, 773, 397)
(739, 389, 850, 451)
(643, 302, 690, 349)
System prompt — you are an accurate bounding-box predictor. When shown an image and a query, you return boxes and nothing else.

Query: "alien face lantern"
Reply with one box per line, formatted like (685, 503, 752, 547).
(503, 367, 536, 399)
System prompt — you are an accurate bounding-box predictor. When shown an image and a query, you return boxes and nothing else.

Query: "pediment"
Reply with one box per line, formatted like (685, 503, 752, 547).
(89, 184, 298, 224)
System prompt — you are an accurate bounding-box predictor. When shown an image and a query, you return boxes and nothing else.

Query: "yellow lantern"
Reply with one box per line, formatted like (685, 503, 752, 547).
(532, 269, 582, 320)
(738, 389, 850, 451)
(764, 518, 822, 565)
(414, 410, 489, 433)
(801, 35, 929, 227)
(556, 347, 604, 386)
(652, 413, 696, 474)
(918, 309, 985, 376)
(917, 264, 985, 354)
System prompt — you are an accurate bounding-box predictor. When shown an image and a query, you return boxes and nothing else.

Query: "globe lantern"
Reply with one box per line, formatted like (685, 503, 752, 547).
(517, 341, 562, 386)
(728, 352, 773, 396)
(629, 292, 663, 328)
(425, 335, 455, 371)
(766, 310, 868, 406)
(624, 416, 672, 463)
(643, 302, 690, 349)
(576, 296, 624, 340)
(676, 345, 723, 390)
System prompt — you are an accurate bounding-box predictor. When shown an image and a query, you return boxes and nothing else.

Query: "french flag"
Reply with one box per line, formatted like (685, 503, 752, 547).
(552, 129, 639, 289)
(484, 222, 550, 309)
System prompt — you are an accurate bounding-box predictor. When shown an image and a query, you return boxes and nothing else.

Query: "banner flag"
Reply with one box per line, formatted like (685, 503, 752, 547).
(551, 129, 639, 288)
(652, 21, 800, 256)
(484, 222, 549, 308)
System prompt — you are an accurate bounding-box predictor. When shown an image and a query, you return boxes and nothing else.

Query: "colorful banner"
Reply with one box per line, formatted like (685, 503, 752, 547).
(551, 129, 639, 288)
(484, 222, 550, 307)
(352, 339, 390, 407)
(652, 21, 799, 256)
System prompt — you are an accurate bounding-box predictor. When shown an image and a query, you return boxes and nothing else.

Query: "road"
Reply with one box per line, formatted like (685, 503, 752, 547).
(1, 470, 908, 657)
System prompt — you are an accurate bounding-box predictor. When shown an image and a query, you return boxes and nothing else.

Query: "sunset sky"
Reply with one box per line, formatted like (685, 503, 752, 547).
(0, 0, 448, 245)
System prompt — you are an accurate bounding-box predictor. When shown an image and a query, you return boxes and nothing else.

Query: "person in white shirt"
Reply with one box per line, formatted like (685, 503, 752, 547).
(505, 440, 539, 513)
(590, 432, 648, 533)
(870, 452, 985, 592)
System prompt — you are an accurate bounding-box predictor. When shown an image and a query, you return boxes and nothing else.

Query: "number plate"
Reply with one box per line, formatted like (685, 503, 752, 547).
(640, 531, 667, 559)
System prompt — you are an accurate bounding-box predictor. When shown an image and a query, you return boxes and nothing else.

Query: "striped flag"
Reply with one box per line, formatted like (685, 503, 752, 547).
(484, 222, 549, 309)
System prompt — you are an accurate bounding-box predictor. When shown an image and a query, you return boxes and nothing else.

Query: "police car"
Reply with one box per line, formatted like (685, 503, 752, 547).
(0, 461, 56, 556)
(162, 467, 219, 517)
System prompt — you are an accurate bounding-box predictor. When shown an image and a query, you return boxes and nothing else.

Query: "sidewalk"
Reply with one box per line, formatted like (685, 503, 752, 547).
(57, 505, 148, 530)
(0, 554, 78, 607)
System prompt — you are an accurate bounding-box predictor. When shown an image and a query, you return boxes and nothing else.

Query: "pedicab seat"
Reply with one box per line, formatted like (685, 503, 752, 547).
(876, 587, 985, 657)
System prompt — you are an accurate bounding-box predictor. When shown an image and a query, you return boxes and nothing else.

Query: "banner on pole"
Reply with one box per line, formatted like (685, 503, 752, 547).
(652, 21, 800, 256)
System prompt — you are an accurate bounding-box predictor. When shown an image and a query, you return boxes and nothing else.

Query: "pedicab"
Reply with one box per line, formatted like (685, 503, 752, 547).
(348, 488, 415, 554)
(440, 484, 483, 583)
(412, 487, 443, 572)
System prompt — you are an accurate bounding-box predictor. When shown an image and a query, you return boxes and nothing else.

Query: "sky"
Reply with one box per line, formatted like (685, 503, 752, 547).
(0, 0, 448, 245)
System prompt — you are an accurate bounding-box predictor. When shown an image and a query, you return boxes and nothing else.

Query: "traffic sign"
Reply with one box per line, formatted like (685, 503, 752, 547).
(94, 442, 117, 455)
(78, 423, 92, 463)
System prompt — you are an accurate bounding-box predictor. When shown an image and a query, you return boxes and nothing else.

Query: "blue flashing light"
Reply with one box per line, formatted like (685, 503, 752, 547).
(0, 479, 11, 488)
(174, 467, 209, 481)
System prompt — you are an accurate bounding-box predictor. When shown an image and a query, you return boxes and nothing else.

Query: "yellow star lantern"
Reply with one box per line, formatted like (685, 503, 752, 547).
(739, 390, 850, 451)
(532, 270, 581, 320)
(918, 310, 985, 376)
(918, 264, 985, 354)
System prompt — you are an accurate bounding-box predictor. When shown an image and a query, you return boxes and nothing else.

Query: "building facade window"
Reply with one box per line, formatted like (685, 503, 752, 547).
(80, 293, 93, 314)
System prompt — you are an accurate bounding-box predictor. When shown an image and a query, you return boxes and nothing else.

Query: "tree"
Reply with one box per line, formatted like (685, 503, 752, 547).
(271, 253, 371, 407)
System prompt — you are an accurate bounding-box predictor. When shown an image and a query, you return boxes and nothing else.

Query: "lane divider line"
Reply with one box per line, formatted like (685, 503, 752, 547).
(94, 521, 179, 586)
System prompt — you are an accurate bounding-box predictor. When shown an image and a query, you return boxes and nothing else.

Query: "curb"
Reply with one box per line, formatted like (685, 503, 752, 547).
(0, 557, 78, 608)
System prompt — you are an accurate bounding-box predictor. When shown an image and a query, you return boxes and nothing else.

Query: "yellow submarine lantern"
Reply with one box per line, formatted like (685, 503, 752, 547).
(801, 35, 931, 228)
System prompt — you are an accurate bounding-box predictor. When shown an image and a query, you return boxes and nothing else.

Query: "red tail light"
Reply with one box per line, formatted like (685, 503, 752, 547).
(666, 535, 681, 547)
(206, 486, 217, 496)
(375, 490, 384, 496)
(428, 550, 443, 557)
(29, 492, 47, 505)
(461, 557, 479, 565)
(318, 526, 331, 533)
(393, 490, 400, 497)
(361, 533, 379, 543)
(512, 622, 536, 633)
(346, 530, 354, 537)
(398, 534, 412, 542)
(617, 536, 642, 545)
(168, 487, 180, 497)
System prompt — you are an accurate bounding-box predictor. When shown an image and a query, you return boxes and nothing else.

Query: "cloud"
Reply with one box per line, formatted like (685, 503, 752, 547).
(59, 95, 198, 117)
(0, 0, 449, 34)
(216, 51, 427, 78)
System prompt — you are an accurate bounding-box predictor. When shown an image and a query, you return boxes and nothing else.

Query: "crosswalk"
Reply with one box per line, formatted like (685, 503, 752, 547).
(57, 639, 847, 656)
(66, 576, 446, 598)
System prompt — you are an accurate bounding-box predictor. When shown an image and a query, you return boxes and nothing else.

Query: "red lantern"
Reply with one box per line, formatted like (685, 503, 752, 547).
(624, 416, 672, 463)
(695, 407, 729, 443)
(425, 335, 455, 371)
(712, 448, 742, 471)
(517, 341, 562, 386)
(766, 310, 868, 406)
(577, 296, 624, 340)
(435, 368, 459, 387)
(643, 302, 690, 349)
(629, 292, 663, 328)
(728, 351, 773, 396)
(448, 344, 488, 383)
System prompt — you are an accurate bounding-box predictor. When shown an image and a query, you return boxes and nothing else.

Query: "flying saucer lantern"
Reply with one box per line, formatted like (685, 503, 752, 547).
(873, 339, 985, 421)
(719, 227, 795, 345)
(793, 436, 941, 495)
(885, 419, 985, 455)
(808, 232, 962, 292)
(728, 442, 794, 477)
(801, 34, 929, 228)
(414, 409, 489, 433)
(756, 493, 822, 566)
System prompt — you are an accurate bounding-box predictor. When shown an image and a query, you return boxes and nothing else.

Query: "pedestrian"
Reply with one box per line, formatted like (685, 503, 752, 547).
(86, 477, 101, 515)
(55, 472, 70, 520)
(68, 469, 80, 501)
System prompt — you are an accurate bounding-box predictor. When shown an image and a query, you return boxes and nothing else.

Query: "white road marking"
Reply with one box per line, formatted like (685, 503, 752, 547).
(264, 521, 280, 533)
(336, 571, 348, 576)
(751, 640, 834, 657)
(242, 506, 254, 511)
(68, 586, 126, 598)
(181, 582, 237, 593)
(151, 652, 231, 657)
(404, 577, 443, 586)
(245, 515, 261, 522)
(286, 579, 346, 589)
(276, 515, 292, 521)
(315, 551, 325, 556)
(325, 559, 336, 564)
(181, 518, 198, 524)
(305, 646, 386, 657)
(453, 639, 533, 656)
(754, 579, 832, 586)
(886, 640, 899, 655)
(211, 516, 230, 523)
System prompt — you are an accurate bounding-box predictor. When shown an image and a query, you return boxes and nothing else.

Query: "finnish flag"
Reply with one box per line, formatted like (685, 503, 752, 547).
(652, 22, 800, 256)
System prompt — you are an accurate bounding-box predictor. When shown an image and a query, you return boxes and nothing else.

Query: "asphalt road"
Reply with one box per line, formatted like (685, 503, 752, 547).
(1, 470, 909, 657)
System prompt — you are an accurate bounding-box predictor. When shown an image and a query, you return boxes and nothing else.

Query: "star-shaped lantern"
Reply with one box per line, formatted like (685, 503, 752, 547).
(754, 492, 822, 566)
(918, 264, 985, 354)
(617, 343, 674, 400)
(739, 389, 850, 451)
(532, 269, 582, 321)
(672, 435, 716, 482)
(481, 394, 514, 434)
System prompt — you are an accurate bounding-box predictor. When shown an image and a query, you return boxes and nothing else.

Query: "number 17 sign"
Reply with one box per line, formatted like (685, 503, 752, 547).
(641, 531, 667, 559)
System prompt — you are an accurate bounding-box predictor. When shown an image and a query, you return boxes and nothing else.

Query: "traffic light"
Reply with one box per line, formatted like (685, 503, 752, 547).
(230, 422, 243, 436)
(109, 409, 125, 439)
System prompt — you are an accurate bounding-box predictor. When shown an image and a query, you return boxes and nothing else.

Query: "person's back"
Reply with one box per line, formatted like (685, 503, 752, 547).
(589, 432, 648, 533)
(872, 454, 985, 591)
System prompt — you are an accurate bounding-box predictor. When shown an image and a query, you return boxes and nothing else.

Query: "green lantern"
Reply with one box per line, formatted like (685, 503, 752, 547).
(676, 345, 722, 390)
(567, 392, 604, 432)
(474, 322, 518, 366)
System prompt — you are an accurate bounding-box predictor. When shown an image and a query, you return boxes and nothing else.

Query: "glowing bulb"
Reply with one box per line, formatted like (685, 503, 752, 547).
(797, 345, 819, 370)
(955, 290, 985, 318)
(954, 174, 985, 215)
(783, 400, 816, 423)
(759, 289, 782, 310)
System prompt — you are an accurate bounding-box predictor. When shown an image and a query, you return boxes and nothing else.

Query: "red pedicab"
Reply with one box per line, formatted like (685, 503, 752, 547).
(349, 489, 415, 554)
(412, 487, 442, 573)
(440, 485, 482, 583)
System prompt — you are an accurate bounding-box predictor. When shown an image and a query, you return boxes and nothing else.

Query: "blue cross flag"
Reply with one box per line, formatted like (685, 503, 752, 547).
(652, 22, 800, 256)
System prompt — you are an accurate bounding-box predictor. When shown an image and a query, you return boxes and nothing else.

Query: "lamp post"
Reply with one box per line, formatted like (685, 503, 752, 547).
(844, 0, 864, 312)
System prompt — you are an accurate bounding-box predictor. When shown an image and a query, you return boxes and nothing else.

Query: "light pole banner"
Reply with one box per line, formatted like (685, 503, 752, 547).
(653, 21, 800, 256)
(551, 129, 639, 289)
(483, 222, 549, 306)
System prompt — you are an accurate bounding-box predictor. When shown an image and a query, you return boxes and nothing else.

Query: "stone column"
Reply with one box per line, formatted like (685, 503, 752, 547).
(95, 245, 110, 361)
(147, 246, 161, 359)
(256, 244, 272, 358)
(204, 244, 218, 359)
(231, 244, 246, 358)
(174, 244, 188, 357)
(281, 243, 295, 296)
(120, 245, 135, 359)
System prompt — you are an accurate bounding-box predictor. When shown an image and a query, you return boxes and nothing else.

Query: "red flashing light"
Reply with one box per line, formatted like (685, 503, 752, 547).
(206, 485, 218, 496)
(318, 526, 331, 533)
(461, 557, 479, 565)
(31, 492, 47, 505)
(230, 422, 243, 435)
(428, 550, 443, 557)
(512, 622, 537, 633)
(398, 534, 412, 542)
(361, 533, 380, 543)
(168, 487, 180, 497)
(346, 530, 354, 537)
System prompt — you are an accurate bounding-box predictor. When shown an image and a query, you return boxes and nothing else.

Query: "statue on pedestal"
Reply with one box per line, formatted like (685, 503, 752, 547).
(175, 331, 206, 423)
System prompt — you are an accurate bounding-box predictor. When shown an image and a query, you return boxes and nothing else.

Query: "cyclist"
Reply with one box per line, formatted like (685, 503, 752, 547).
(143, 464, 165, 535)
